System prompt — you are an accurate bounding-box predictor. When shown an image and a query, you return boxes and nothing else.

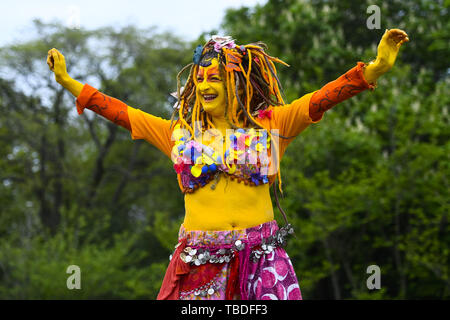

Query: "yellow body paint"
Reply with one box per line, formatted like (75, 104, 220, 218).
(183, 58, 274, 231)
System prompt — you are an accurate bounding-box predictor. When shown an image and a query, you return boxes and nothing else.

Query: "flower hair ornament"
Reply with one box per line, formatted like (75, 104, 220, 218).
(211, 35, 236, 52)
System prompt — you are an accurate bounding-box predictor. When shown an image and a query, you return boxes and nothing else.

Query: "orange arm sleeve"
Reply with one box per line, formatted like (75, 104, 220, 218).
(76, 84, 131, 131)
(261, 92, 318, 173)
(127, 106, 176, 159)
(309, 62, 375, 121)
(76, 84, 175, 159)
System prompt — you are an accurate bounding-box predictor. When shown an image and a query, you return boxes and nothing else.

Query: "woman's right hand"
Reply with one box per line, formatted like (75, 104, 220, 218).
(47, 48, 83, 97)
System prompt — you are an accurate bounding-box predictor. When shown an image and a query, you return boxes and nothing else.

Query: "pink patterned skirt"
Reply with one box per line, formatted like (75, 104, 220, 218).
(168, 220, 302, 300)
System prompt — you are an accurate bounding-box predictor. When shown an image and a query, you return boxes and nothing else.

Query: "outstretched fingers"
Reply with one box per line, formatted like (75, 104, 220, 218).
(386, 29, 409, 47)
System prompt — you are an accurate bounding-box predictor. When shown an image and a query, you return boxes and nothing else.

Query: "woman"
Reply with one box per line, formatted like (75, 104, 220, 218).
(47, 30, 408, 300)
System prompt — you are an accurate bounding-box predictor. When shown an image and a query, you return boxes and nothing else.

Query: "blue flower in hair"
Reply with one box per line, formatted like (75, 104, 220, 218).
(193, 45, 203, 65)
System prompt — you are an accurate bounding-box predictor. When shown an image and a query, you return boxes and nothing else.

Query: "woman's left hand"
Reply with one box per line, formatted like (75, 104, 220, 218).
(363, 28, 409, 84)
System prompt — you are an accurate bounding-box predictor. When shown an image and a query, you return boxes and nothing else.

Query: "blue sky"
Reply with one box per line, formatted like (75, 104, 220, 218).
(1, 0, 266, 46)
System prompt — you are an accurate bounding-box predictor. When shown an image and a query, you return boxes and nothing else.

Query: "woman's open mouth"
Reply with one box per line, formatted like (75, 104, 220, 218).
(203, 94, 218, 102)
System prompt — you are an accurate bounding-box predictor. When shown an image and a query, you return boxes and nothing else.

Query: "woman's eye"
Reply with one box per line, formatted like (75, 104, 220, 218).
(197, 77, 204, 82)
(210, 77, 220, 81)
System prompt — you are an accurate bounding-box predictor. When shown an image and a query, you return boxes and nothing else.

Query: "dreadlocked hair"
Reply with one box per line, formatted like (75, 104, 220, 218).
(170, 40, 294, 195)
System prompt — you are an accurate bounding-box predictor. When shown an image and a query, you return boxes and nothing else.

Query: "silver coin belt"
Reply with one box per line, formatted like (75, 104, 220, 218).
(249, 223, 295, 262)
(170, 224, 295, 266)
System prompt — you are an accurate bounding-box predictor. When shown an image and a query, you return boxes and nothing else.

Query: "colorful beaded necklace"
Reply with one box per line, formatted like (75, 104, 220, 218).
(171, 124, 272, 193)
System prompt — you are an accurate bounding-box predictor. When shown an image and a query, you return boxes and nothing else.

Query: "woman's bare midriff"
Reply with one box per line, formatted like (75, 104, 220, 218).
(183, 175, 274, 231)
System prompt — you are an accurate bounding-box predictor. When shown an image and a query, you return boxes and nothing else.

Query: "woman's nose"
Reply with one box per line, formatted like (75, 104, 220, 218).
(197, 79, 210, 92)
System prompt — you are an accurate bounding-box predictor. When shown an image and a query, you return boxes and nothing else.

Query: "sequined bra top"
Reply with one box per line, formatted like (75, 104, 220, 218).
(171, 124, 274, 194)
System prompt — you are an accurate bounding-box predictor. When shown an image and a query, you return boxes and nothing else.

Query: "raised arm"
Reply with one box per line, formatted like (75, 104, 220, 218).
(309, 28, 409, 121)
(269, 28, 408, 158)
(47, 48, 131, 131)
(47, 48, 175, 159)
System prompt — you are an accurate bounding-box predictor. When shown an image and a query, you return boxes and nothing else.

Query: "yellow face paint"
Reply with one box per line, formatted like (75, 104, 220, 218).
(196, 58, 227, 118)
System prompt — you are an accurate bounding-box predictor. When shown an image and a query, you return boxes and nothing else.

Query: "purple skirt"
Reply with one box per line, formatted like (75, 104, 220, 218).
(173, 220, 302, 300)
